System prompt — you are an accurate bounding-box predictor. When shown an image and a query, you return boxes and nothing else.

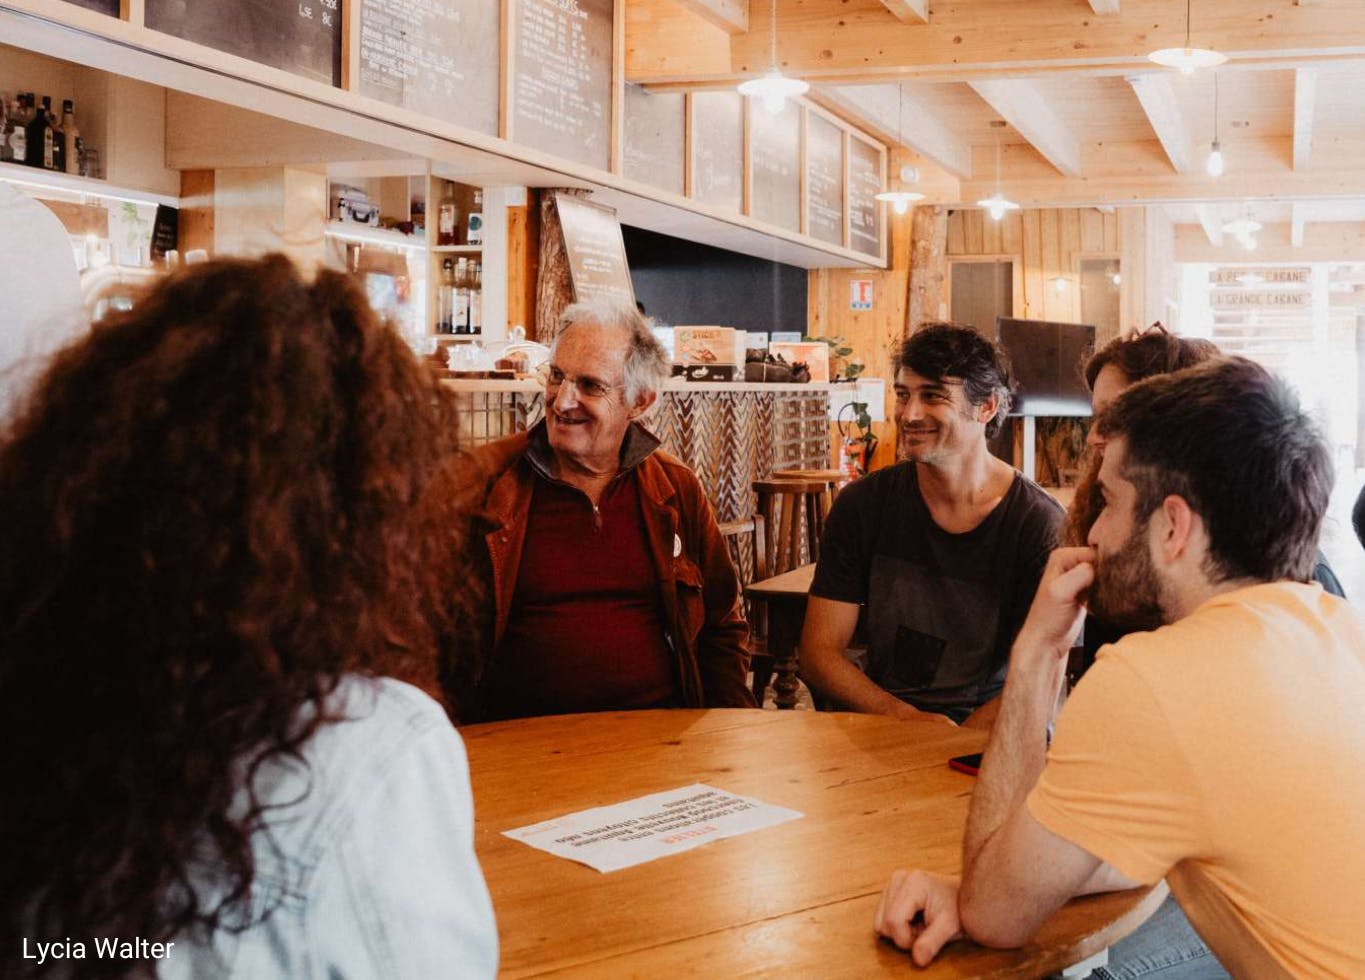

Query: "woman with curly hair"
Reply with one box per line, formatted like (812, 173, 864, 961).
(0, 255, 497, 977)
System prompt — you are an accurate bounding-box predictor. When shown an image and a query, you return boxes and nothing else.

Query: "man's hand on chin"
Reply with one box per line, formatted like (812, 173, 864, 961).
(874, 870, 963, 966)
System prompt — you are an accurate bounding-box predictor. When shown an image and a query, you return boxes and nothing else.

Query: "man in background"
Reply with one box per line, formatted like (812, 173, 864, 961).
(462, 300, 753, 721)
(800, 324, 1063, 727)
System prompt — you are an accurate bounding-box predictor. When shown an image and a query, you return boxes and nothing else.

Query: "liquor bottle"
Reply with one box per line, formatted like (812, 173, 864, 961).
(453, 257, 470, 335)
(60, 100, 81, 176)
(24, 95, 55, 170)
(0, 95, 11, 164)
(469, 260, 482, 335)
(50, 99, 65, 174)
(6, 97, 26, 165)
(437, 184, 459, 247)
(437, 258, 455, 334)
(466, 189, 483, 246)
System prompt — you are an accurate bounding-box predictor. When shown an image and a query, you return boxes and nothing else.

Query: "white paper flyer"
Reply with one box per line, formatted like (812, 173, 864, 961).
(502, 783, 804, 873)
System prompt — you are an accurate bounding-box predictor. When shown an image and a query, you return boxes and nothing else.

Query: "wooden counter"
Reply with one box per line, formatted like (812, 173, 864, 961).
(441, 379, 833, 522)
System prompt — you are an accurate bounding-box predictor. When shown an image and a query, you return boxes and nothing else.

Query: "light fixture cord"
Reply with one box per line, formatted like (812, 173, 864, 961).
(770, 0, 778, 70)
(1213, 71, 1219, 140)
(1184, 0, 1192, 48)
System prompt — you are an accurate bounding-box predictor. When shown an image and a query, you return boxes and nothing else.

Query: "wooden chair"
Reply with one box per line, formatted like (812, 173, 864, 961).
(717, 515, 773, 704)
(768, 468, 847, 561)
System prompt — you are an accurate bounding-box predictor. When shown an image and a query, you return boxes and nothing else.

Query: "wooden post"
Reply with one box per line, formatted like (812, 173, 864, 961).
(534, 189, 585, 344)
(906, 204, 948, 335)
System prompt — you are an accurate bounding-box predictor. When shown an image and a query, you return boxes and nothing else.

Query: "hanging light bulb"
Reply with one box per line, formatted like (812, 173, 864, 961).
(1206, 139, 1225, 177)
(976, 122, 1017, 220)
(1205, 73, 1225, 177)
(736, 0, 809, 113)
(1148, 0, 1227, 74)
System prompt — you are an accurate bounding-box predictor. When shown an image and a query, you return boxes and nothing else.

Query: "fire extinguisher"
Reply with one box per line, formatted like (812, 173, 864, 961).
(837, 402, 878, 478)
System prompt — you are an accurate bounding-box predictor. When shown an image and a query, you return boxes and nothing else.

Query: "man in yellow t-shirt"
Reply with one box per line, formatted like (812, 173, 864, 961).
(873, 357, 1365, 976)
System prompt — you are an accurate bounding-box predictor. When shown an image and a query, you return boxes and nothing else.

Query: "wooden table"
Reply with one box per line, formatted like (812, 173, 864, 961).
(464, 709, 1164, 978)
(745, 563, 816, 709)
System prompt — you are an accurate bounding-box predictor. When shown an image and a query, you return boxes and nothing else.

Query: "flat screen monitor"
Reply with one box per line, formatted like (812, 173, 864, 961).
(996, 317, 1096, 417)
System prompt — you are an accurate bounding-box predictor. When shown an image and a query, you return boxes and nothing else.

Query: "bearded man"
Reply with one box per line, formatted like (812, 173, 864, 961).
(874, 357, 1365, 976)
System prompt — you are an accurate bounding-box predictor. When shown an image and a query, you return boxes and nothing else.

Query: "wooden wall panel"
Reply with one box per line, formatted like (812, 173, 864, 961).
(947, 206, 1129, 325)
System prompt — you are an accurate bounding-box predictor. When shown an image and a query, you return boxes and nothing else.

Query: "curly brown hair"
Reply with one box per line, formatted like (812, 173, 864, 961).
(0, 255, 476, 975)
(1064, 323, 1221, 545)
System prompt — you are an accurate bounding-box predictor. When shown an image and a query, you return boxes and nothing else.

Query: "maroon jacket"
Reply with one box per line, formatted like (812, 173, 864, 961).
(466, 423, 755, 719)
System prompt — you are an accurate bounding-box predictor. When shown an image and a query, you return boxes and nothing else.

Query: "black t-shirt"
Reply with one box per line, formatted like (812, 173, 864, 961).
(811, 462, 1063, 721)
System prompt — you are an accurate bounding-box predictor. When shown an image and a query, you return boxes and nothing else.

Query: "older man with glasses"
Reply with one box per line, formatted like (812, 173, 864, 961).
(460, 300, 755, 722)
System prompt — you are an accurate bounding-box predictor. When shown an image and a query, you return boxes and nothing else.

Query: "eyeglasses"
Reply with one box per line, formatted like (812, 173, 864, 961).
(546, 366, 621, 401)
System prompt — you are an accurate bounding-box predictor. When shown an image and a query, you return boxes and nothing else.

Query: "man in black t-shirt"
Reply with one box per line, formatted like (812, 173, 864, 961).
(800, 325, 1063, 726)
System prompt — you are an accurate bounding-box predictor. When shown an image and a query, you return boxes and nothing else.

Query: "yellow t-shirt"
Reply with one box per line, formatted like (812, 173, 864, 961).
(1027, 582, 1365, 978)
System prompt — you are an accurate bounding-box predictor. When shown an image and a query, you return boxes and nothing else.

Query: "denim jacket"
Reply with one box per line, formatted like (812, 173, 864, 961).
(464, 422, 754, 721)
(161, 676, 498, 979)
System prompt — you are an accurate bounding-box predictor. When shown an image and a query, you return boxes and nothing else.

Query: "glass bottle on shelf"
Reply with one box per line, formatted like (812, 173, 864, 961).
(25, 95, 55, 170)
(469, 260, 482, 335)
(453, 257, 470, 335)
(466, 189, 483, 246)
(437, 257, 455, 334)
(0, 96, 12, 164)
(437, 184, 459, 247)
(6, 97, 25, 165)
(50, 100, 65, 174)
(60, 100, 81, 176)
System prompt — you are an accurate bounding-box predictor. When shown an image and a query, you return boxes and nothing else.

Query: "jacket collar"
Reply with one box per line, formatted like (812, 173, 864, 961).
(522, 419, 662, 483)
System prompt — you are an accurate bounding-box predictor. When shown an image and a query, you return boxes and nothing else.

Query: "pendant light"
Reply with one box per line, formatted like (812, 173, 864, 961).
(737, 0, 809, 114)
(1205, 72, 1225, 177)
(1222, 207, 1261, 251)
(875, 85, 926, 214)
(1149, 0, 1227, 75)
(976, 121, 1018, 221)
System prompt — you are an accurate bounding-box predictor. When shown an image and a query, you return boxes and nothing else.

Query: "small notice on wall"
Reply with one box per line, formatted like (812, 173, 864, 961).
(850, 279, 873, 310)
(503, 784, 803, 873)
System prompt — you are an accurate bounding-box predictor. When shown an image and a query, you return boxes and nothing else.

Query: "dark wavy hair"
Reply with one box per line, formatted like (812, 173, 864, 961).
(0, 255, 476, 975)
(1099, 357, 1332, 583)
(1064, 324, 1221, 545)
(896, 322, 1014, 438)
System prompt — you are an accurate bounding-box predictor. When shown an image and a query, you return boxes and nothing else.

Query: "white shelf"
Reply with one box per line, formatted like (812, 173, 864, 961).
(0, 160, 179, 208)
(323, 220, 424, 250)
(432, 244, 483, 254)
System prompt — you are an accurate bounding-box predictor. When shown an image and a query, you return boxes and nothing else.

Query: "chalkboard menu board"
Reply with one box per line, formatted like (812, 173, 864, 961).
(63, 0, 119, 14)
(748, 101, 800, 232)
(805, 112, 844, 247)
(358, 0, 499, 135)
(623, 84, 684, 196)
(145, 0, 341, 87)
(555, 193, 635, 305)
(691, 91, 743, 213)
(510, 0, 613, 172)
(848, 135, 883, 257)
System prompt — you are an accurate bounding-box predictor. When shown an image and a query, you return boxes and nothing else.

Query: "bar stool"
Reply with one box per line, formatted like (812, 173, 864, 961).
(717, 515, 772, 704)
(753, 479, 830, 575)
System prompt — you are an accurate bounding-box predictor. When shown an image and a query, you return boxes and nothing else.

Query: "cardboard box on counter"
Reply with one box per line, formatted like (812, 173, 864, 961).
(674, 326, 738, 366)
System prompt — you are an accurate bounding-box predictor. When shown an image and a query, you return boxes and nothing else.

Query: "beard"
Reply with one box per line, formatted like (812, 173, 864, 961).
(1088, 522, 1167, 634)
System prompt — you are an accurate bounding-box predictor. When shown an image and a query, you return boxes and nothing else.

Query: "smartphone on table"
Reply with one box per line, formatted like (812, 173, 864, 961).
(948, 752, 983, 776)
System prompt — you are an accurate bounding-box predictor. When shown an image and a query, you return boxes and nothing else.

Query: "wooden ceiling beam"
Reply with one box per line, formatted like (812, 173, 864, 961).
(969, 79, 1082, 176)
(1127, 74, 1195, 174)
(669, 0, 749, 35)
(628, 0, 1365, 85)
(878, 0, 927, 25)
(1193, 203, 1225, 246)
(1293, 67, 1317, 171)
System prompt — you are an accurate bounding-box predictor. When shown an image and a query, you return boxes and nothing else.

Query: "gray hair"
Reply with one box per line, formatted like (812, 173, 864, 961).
(554, 299, 670, 405)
